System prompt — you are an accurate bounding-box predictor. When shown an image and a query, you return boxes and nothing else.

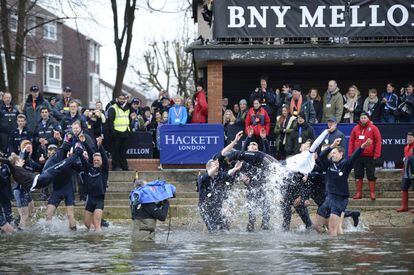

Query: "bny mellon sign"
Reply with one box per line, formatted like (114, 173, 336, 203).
(213, 0, 414, 38)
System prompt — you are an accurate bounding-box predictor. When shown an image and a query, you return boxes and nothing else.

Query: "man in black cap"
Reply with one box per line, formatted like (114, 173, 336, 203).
(322, 117, 346, 150)
(23, 85, 52, 134)
(54, 86, 73, 121)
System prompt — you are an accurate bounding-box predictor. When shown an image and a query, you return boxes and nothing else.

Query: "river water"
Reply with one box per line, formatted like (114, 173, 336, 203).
(1, 219, 413, 274)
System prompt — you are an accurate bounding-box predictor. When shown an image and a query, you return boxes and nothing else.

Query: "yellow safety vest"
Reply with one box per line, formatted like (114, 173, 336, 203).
(112, 104, 130, 132)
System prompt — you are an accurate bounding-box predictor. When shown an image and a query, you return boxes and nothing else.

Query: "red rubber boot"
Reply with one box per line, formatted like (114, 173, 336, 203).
(396, 191, 409, 212)
(352, 179, 363, 200)
(369, 181, 376, 201)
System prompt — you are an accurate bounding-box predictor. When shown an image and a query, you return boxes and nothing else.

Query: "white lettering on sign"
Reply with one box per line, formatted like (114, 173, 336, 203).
(300, 6, 326, 27)
(382, 139, 407, 145)
(247, 6, 268, 28)
(127, 148, 150, 155)
(387, 4, 409, 27)
(270, 6, 291, 28)
(228, 6, 245, 28)
(178, 145, 207, 151)
(330, 6, 346, 27)
(164, 135, 220, 145)
(350, 6, 366, 27)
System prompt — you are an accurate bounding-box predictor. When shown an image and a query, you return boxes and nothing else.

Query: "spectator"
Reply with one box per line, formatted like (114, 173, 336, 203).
(60, 100, 87, 133)
(8, 114, 31, 156)
(192, 83, 208, 123)
(324, 117, 346, 149)
(322, 80, 343, 123)
(275, 83, 293, 115)
(244, 127, 270, 153)
(142, 107, 153, 131)
(274, 105, 296, 160)
(289, 85, 316, 124)
(185, 98, 194, 123)
(223, 109, 236, 142)
(87, 109, 104, 139)
(23, 85, 52, 134)
(343, 85, 363, 123)
(235, 99, 248, 126)
(130, 112, 145, 132)
(349, 112, 382, 200)
(151, 90, 168, 113)
(380, 82, 399, 123)
(250, 76, 276, 119)
(34, 107, 61, 159)
(363, 89, 381, 123)
(54, 86, 73, 121)
(0, 92, 19, 154)
(307, 88, 323, 123)
(49, 96, 57, 110)
(233, 104, 240, 116)
(396, 82, 414, 123)
(222, 97, 229, 114)
(245, 99, 270, 138)
(396, 131, 414, 212)
(168, 96, 187, 125)
(130, 98, 142, 116)
(107, 94, 130, 171)
(286, 112, 315, 156)
(160, 97, 171, 113)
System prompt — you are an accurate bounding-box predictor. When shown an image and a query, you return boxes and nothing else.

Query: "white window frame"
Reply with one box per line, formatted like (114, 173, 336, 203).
(95, 46, 100, 65)
(89, 73, 100, 107)
(27, 16, 37, 36)
(44, 55, 62, 92)
(1, 53, 7, 86)
(27, 58, 36, 74)
(10, 11, 18, 32)
(43, 21, 57, 40)
(89, 42, 95, 62)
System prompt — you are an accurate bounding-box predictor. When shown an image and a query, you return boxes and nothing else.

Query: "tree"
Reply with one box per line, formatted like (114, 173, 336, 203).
(132, 35, 194, 98)
(111, 0, 137, 98)
(0, 0, 71, 101)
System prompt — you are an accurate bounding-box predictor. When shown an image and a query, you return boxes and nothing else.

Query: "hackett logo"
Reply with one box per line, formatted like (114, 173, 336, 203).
(164, 135, 220, 145)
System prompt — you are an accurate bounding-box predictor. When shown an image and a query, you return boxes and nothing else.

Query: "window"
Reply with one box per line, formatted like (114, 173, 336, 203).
(89, 73, 100, 105)
(1, 54, 7, 86)
(44, 56, 61, 88)
(89, 42, 95, 62)
(27, 17, 37, 36)
(43, 22, 57, 40)
(10, 11, 18, 32)
(27, 59, 36, 74)
(95, 46, 100, 65)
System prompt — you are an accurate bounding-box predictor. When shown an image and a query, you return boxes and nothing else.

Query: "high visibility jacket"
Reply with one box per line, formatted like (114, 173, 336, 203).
(112, 104, 130, 132)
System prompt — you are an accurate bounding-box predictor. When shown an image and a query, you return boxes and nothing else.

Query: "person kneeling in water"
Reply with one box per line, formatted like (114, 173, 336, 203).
(313, 138, 371, 236)
(130, 180, 176, 241)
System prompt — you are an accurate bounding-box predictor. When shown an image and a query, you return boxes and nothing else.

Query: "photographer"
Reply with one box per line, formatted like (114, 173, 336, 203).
(130, 180, 176, 241)
(397, 83, 414, 123)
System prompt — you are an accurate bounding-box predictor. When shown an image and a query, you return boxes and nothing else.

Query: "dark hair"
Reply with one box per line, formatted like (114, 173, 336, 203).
(332, 146, 344, 154)
(40, 107, 49, 113)
(260, 76, 268, 82)
(406, 82, 414, 88)
(369, 88, 378, 94)
(308, 88, 321, 101)
(69, 100, 79, 106)
(71, 120, 81, 127)
(387, 82, 395, 89)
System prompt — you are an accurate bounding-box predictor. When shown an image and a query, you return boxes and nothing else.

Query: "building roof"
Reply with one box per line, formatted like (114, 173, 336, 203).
(99, 78, 150, 106)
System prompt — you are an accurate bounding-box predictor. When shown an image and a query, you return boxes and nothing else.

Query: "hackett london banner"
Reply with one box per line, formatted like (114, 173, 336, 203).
(213, 0, 414, 38)
(159, 124, 225, 164)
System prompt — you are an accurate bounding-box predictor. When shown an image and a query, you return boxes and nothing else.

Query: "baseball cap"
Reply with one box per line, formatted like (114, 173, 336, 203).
(327, 117, 337, 123)
(30, 85, 39, 92)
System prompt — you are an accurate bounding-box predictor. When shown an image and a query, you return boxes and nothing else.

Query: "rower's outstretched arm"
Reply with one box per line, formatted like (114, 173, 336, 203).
(310, 129, 329, 153)
(221, 131, 244, 156)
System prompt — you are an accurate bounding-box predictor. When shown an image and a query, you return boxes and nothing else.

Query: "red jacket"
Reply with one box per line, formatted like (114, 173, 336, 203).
(191, 90, 208, 123)
(348, 120, 382, 159)
(245, 107, 270, 136)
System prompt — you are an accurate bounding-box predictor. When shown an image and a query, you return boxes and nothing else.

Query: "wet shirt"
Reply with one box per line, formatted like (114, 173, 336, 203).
(197, 171, 234, 206)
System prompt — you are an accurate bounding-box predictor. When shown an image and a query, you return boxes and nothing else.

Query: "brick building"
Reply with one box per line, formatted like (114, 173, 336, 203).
(189, 0, 414, 123)
(0, 1, 101, 107)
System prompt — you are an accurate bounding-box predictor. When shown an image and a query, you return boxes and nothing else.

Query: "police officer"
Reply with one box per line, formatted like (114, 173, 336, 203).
(0, 92, 19, 154)
(107, 94, 130, 171)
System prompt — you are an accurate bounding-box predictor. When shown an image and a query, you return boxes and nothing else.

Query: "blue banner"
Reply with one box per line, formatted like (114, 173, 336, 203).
(159, 124, 225, 164)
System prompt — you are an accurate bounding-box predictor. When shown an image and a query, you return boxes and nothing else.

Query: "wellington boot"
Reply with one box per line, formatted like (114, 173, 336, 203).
(369, 181, 376, 201)
(396, 191, 409, 212)
(352, 179, 363, 200)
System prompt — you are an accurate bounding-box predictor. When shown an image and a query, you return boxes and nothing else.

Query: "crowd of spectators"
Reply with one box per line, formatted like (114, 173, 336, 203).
(223, 77, 414, 159)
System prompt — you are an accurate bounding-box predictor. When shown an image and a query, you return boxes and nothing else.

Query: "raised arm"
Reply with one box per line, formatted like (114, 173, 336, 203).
(310, 129, 329, 153)
(221, 130, 243, 156)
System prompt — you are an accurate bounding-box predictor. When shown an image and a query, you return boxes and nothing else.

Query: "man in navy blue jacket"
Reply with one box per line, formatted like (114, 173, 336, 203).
(313, 137, 371, 236)
(79, 137, 108, 232)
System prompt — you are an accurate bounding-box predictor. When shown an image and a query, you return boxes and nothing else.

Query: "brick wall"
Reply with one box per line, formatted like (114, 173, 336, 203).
(207, 60, 223, 123)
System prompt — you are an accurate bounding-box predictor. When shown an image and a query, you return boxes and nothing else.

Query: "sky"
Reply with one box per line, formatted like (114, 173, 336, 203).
(52, 0, 194, 100)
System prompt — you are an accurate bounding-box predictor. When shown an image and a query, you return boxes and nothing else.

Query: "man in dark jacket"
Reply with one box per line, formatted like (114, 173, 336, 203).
(60, 100, 87, 133)
(34, 107, 62, 159)
(23, 85, 52, 134)
(313, 138, 371, 236)
(322, 117, 346, 150)
(107, 94, 130, 171)
(288, 85, 316, 124)
(286, 112, 315, 156)
(53, 86, 73, 121)
(0, 92, 19, 154)
(8, 114, 32, 156)
(250, 76, 276, 119)
(398, 83, 414, 123)
(79, 137, 108, 232)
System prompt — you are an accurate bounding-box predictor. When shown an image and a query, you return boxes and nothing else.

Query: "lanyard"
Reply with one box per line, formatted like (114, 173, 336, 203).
(173, 106, 182, 118)
(298, 126, 302, 137)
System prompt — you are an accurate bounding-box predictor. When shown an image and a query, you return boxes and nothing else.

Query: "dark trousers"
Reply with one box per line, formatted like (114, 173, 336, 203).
(0, 198, 13, 223)
(246, 184, 270, 229)
(112, 136, 129, 170)
(281, 186, 312, 231)
(0, 132, 8, 154)
(199, 203, 226, 232)
(34, 154, 80, 190)
(354, 156, 376, 181)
